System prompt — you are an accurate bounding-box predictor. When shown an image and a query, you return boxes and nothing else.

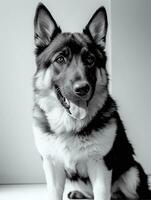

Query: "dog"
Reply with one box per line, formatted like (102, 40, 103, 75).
(33, 3, 151, 200)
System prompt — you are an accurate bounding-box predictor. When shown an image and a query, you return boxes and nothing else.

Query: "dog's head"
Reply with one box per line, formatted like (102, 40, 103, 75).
(34, 3, 108, 120)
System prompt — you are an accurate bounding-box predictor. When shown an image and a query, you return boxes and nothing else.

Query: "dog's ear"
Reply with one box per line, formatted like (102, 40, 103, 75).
(34, 3, 61, 50)
(84, 7, 108, 49)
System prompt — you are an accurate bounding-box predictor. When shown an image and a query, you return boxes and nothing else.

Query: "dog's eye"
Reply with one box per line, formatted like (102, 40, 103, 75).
(86, 55, 95, 65)
(55, 56, 65, 64)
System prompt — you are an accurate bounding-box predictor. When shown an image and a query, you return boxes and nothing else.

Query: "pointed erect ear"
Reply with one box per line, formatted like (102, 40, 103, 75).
(84, 7, 108, 49)
(34, 3, 61, 49)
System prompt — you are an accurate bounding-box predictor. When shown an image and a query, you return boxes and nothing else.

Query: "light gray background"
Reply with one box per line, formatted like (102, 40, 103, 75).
(0, 0, 150, 184)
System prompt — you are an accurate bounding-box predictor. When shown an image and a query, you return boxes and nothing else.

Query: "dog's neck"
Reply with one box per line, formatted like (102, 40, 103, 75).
(36, 90, 115, 135)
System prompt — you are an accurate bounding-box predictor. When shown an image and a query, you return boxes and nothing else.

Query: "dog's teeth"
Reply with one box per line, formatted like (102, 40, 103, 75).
(65, 98, 70, 106)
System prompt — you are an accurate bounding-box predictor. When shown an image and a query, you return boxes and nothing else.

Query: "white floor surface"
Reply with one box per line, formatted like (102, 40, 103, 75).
(0, 184, 48, 200)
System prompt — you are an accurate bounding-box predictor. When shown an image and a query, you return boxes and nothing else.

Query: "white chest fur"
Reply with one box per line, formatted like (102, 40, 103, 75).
(33, 119, 117, 177)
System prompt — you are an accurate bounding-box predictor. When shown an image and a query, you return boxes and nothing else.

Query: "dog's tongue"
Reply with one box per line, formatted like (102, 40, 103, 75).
(69, 101, 88, 120)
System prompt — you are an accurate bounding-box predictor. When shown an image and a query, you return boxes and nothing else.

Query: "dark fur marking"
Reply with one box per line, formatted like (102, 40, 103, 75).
(33, 105, 53, 134)
(104, 111, 135, 183)
(68, 191, 88, 199)
(76, 95, 117, 136)
(65, 170, 90, 184)
(104, 112, 151, 199)
(111, 191, 127, 200)
(135, 162, 151, 199)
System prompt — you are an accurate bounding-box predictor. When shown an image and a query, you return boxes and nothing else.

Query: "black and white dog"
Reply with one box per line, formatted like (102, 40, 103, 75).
(33, 3, 151, 200)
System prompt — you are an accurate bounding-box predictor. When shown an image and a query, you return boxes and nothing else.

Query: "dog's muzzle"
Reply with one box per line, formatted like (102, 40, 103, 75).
(54, 84, 89, 120)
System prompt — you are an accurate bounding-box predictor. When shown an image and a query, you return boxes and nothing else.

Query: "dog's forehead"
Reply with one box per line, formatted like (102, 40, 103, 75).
(49, 32, 91, 54)
(71, 33, 91, 45)
(36, 32, 94, 66)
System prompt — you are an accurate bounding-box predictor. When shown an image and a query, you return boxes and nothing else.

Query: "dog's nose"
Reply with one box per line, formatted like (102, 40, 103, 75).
(73, 81, 90, 96)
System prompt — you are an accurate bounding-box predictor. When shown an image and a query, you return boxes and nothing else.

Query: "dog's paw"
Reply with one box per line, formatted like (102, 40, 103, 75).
(68, 191, 88, 199)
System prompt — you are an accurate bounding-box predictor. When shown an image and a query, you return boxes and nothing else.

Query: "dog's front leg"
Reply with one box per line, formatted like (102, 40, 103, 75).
(43, 157, 66, 200)
(87, 159, 112, 200)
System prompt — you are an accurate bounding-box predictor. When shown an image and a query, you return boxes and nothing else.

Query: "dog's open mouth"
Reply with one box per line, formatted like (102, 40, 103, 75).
(54, 84, 71, 112)
(54, 85, 88, 120)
